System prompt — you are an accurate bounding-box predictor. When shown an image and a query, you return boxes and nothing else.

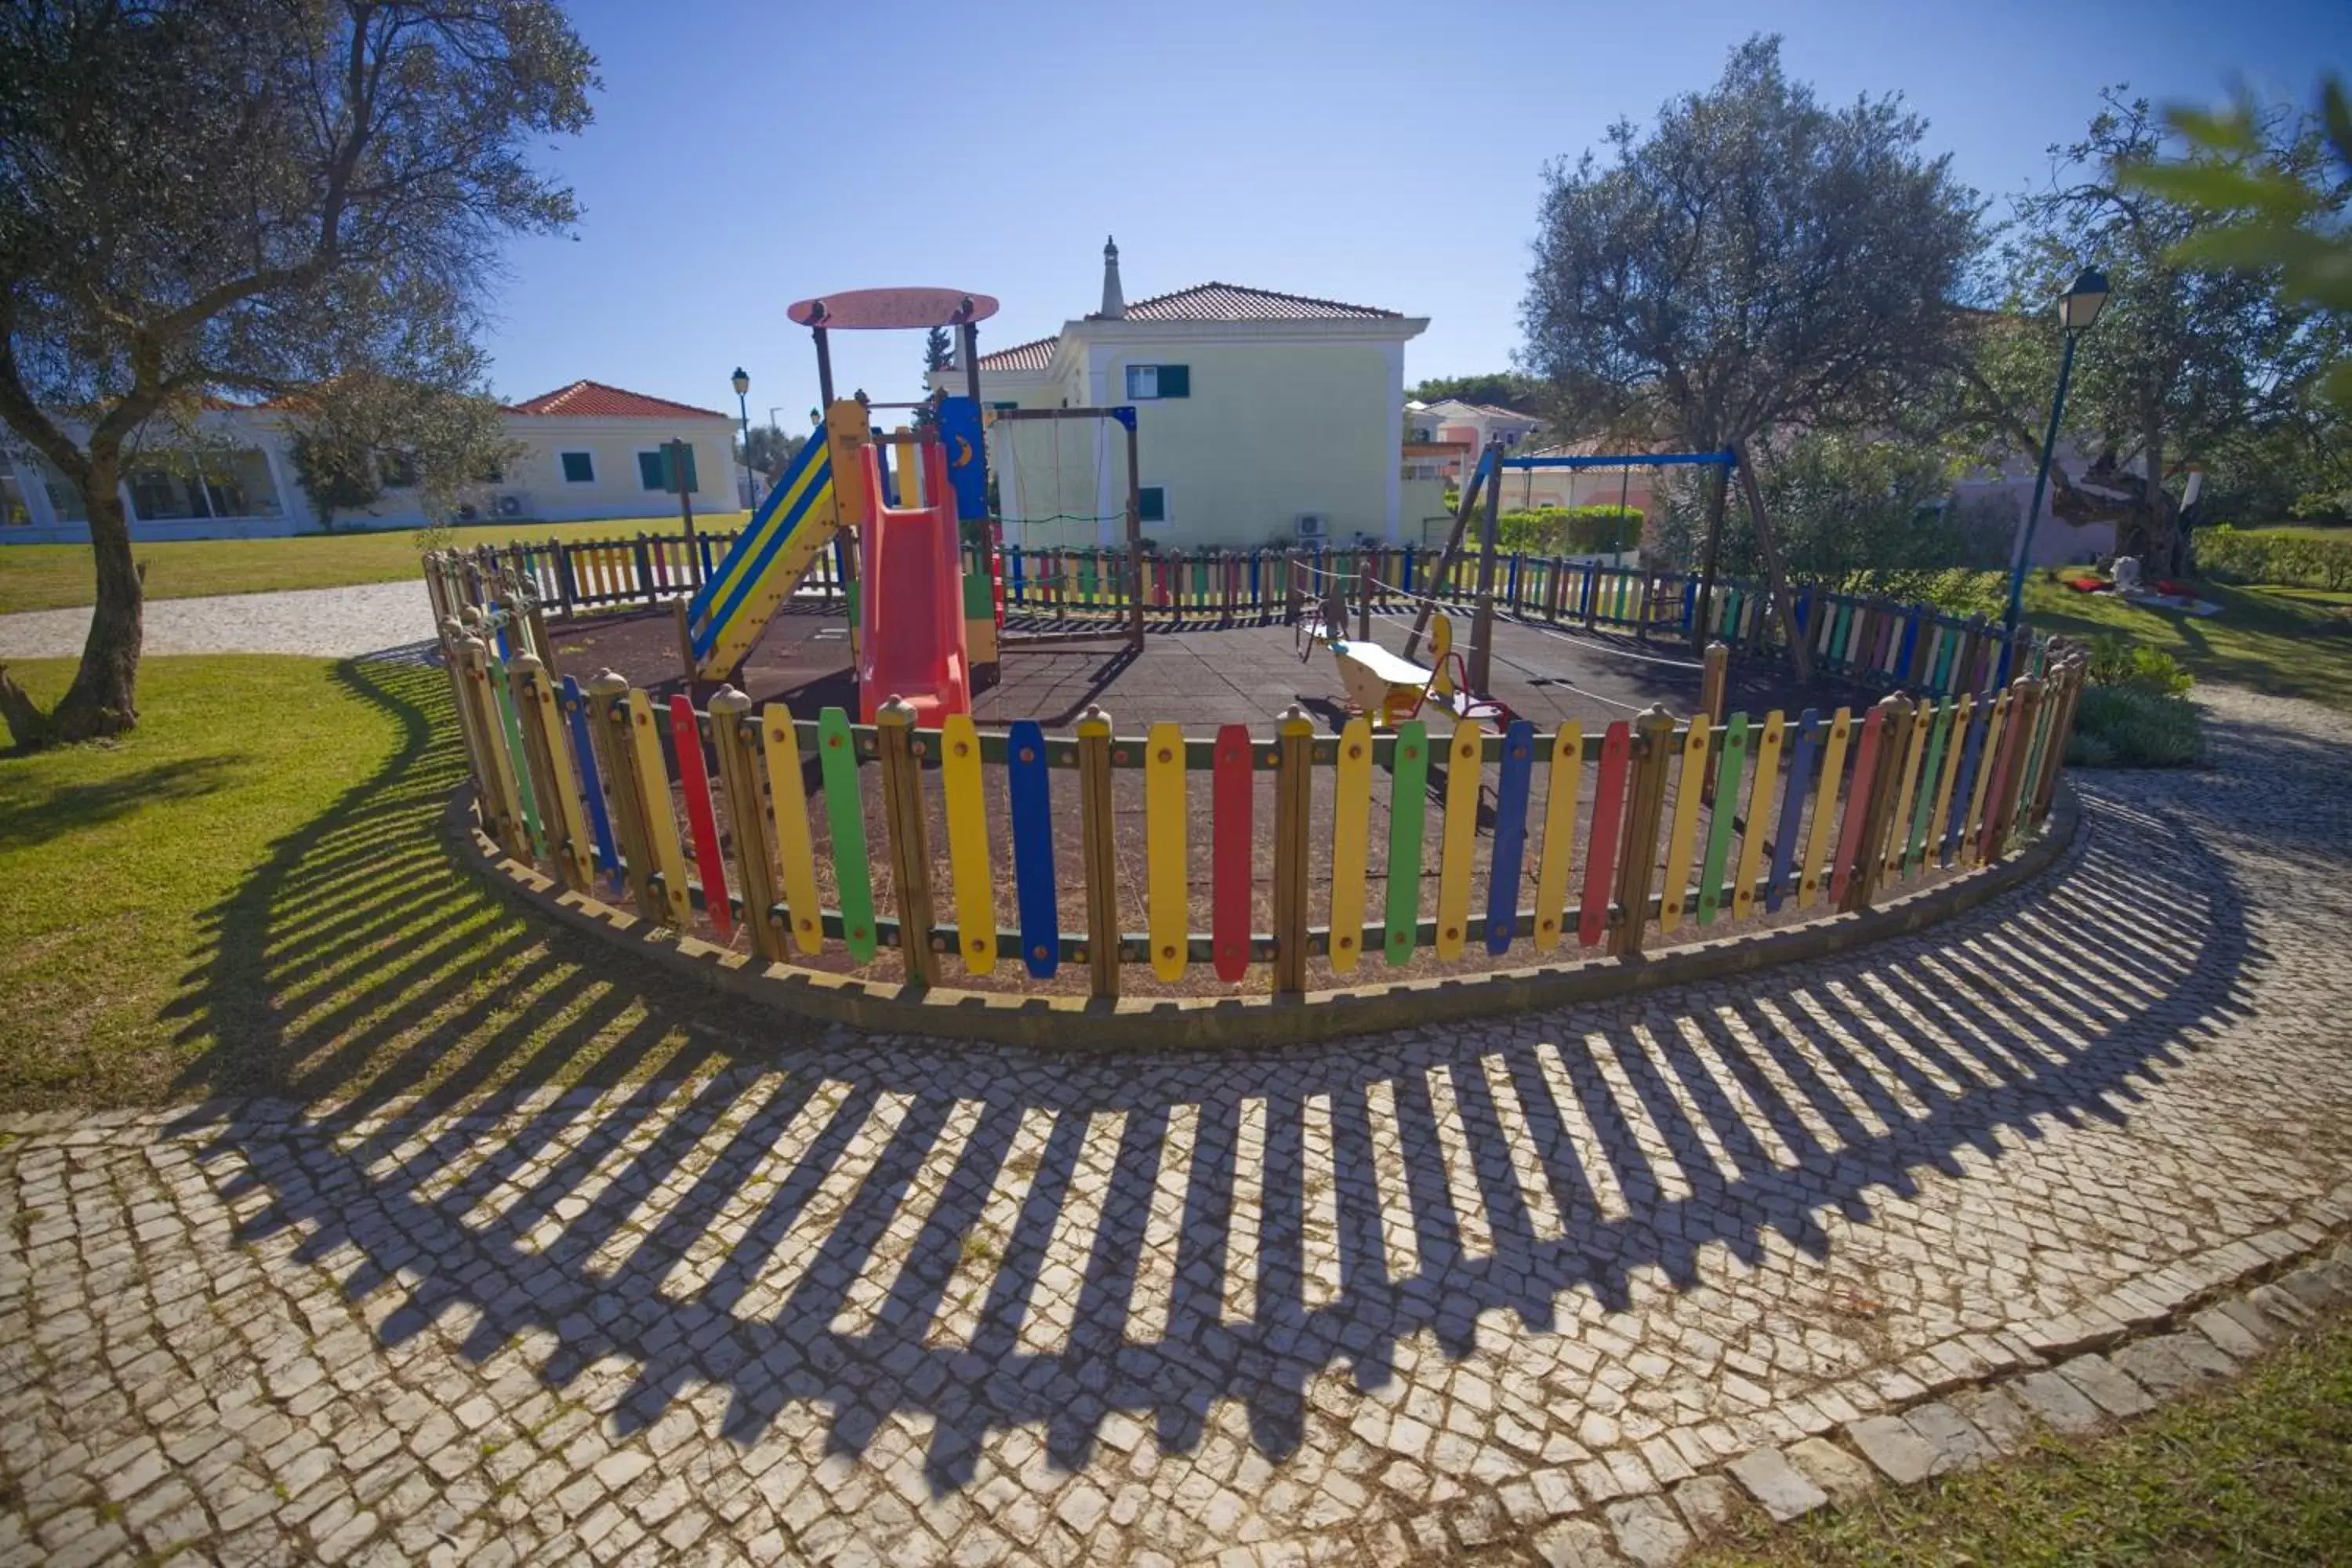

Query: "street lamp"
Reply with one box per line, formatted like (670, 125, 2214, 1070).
(731, 367, 753, 508)
(2003, 267, 2111, 650)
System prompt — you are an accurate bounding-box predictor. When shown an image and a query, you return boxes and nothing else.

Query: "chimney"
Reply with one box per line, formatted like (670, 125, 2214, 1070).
(1098, 235, 1124, 320)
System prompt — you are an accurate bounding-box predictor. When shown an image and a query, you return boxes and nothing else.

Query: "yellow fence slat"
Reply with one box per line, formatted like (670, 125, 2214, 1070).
(1798, 707, 1853, 909)
(760, 702, 825, 953)
(1882, 698, 1932, 880)
(1657, 715, 1710, 931)
(1327, 717, 1373, 974)
(622, 689, 693, 930)
(939, 713, 996, 975)
(1145, 721, 1189, 982)
(1732, 710, 1784, 920)
(1926, 693, 1973, 866)
(1531, 723, 1582, 952)
(1435, 717, 1484, 960)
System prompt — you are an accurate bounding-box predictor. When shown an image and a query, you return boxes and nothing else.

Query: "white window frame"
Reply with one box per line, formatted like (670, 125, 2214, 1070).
(1126, 365, 1160, 400)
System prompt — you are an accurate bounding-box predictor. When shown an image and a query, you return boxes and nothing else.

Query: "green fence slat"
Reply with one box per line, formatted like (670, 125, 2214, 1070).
(489, 661, 544, 856)
(1696, 713, 1748, 925)
(817, 707, 878, 963)
(1383, 720, 1431, 966)
(1907, 702, 1951, 873)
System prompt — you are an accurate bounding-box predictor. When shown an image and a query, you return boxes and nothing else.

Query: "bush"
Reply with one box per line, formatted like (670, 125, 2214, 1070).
(1495, 505, 1642, 555)
(2194, 525, 2352, 590)
(2070, 684, 2203, 768)
(2084, 634, 2194, 696)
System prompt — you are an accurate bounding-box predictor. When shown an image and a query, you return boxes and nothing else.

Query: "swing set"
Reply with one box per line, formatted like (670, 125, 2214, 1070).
(1399, 437, 1813, 709)
(985, 404, 1146, 655)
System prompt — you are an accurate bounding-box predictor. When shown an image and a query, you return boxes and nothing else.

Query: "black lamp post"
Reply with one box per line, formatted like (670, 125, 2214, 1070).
(731, 366, 752, 507)
(2004, 267, 2111, 642)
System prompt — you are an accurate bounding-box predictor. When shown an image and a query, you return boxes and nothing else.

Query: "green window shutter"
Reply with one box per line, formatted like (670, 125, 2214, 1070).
(1138, 487, 1166, 523)
(638, 452, 666, 491)
(677, 445, 698, 492)
(561, 452, 593, 483)
(1157, 365, 1189, 398)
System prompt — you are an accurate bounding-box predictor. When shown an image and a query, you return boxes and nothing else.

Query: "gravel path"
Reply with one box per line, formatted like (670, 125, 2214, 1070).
(0, 579, 437, 661)
(2, 682, 2349, 1567)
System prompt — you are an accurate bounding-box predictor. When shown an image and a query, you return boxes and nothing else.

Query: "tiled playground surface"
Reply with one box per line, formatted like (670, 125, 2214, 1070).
(5, 683, 2352, 1567)
(550, 605, 1847, 732)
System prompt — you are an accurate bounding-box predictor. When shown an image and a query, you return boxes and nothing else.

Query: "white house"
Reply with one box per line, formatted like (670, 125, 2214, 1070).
(0, 379, 741, 544)
(928, 239, 1429, 550)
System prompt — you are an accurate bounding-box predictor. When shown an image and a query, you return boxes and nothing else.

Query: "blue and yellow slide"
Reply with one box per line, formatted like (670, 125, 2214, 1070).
(684, 404, 865, 680)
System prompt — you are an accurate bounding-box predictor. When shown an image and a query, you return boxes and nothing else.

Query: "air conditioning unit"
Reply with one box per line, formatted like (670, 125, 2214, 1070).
(495, 492, 528, 519)
(1294, 513, 1330, 542)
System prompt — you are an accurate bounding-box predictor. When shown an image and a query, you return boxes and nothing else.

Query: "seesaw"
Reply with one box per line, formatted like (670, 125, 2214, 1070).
(1319, 611, 1508, 727)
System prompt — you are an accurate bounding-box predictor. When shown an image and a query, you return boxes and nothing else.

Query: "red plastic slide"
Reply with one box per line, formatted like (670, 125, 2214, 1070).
(856, 437, 971, 724)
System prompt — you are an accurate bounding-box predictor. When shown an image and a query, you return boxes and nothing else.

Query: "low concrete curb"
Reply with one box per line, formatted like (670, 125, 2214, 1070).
(443, 784, 2082, 1051)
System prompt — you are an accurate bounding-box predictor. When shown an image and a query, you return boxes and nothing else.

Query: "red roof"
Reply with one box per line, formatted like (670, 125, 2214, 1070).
(971, 281, 1405, 372)
(1117, 281, 1403, 324)
(509, 379, 728, 419)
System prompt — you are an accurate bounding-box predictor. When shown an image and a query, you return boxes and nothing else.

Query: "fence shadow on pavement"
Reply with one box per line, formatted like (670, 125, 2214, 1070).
(166, 656, 2278, 1497)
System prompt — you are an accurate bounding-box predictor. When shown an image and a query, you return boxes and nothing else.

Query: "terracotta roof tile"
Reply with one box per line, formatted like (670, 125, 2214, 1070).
(1117, 281, 1402, 322)
(972, 335, 1059, 372)
(966, 281, 1406, 373)
(508, 379, 728, 419)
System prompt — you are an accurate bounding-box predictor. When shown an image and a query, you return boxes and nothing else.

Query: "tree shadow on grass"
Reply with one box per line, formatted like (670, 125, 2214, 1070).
(158, 652, 2343, 1547)
(0, 753, 242, 852)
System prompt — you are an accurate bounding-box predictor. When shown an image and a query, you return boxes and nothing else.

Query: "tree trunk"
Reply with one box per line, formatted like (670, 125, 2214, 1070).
(49, 457, 143, 742)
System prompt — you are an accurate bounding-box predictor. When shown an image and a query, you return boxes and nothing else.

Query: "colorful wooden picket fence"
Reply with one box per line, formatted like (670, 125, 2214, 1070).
(437, 610, 2086, 1002)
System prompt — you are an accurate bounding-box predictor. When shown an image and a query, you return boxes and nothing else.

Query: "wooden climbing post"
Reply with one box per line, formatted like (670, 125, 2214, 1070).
(1610, 705, 1679, 957)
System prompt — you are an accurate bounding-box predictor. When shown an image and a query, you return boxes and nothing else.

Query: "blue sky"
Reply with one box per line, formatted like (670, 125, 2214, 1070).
(488, 0, 2350, 431)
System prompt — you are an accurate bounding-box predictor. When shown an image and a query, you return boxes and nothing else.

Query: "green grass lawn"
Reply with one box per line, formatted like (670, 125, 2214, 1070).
(1704, 1311, 2352, 1566)
(0, 652, 806, 1114)
(0, 513, 749, 615)
(2017, 576, 2352, 712)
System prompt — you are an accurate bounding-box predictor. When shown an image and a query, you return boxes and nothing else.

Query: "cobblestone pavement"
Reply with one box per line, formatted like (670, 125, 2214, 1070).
(0, 579, 435, 661)
(4, 684, 2351, 1567)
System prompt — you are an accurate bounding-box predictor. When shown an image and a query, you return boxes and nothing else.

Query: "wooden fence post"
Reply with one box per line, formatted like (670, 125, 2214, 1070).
(1272, 704, 1316, 993)
(1610, 705, 1679, 957)
(711, 688, 787, 962)
(1076, 704, 1120, 1000)
(584, 671, 661, 920)
(875, 697, 940, 987)
(438, 618, 493, 804)
(1988, 675, 2045, 858)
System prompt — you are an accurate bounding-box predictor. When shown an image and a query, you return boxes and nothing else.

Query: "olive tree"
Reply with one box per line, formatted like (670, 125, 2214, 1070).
(1520, 35, 1984, 456)
(0, 0, 595, 744)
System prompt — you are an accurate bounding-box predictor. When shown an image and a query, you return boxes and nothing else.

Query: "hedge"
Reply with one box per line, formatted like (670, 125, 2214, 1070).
(2194, 527, 2352, 591)
(1494, 505, 1642, 556)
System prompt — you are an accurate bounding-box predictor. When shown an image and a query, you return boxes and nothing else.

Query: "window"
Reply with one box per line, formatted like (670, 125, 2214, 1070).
(638, 445, 699, 492)
(1125, 364, 1189, 400)
(1138, 486, 1166, 524)
(561, 451, 595, 484)
(379, 452, 419, 488)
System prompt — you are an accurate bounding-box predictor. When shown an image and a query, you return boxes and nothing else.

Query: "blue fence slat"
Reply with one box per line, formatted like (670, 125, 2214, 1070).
(1484, 719, 1536, 955)
(1944, 708, 1985, 862)
(559, 675, 621, 879)
(1006, 721, 1059, 978)
(1767, 710, 1818, 913)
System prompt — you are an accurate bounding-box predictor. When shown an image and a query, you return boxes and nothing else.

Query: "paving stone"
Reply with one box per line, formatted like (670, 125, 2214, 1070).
(2190, 1305, 2264, 1363)
(1532, 1518, 1621, 1568)
(1782, 1437, 1875, 1505)
(1905, 1403, 1996, 1474)
(1947, 1388, 2037, 1455)
(1671, 1475, 1743, 1540)
(2060, 1356, 2158, 1419)
(1729, 1445, 1834, 1520)
(2009, 1370, 2104, 1435)
(1843, 1417, 1940, 1486)
(1604, 1494, 1692, 1567)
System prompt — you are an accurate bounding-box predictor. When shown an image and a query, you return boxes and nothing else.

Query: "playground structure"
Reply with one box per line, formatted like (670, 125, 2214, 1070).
(417, 275, 2089, 1036)
(427, 528, 2087, 1036)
